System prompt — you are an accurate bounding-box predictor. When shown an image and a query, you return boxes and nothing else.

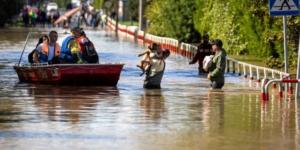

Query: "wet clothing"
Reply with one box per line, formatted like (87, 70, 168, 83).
(208, 49, 227, 89)
(144, 58, 166, 89)
(190, 42, 213, 74)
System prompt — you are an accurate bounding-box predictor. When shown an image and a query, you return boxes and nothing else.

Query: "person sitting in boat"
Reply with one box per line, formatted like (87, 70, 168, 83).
(76, 29, 99, 63)
(60, 27, 99, 64)
(60, 28, 78, 63)
(28, 34, 49, 64)
(35, 31, 61, 64)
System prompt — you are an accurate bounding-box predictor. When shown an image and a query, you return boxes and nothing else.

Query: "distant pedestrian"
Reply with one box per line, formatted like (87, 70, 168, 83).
(207, 39, 227, 89)
(189, 33, 213, 74)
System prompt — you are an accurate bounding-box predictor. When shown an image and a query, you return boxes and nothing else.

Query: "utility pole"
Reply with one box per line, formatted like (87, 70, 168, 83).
(138, 0, 146, 31)
(115, 0, 119, 37)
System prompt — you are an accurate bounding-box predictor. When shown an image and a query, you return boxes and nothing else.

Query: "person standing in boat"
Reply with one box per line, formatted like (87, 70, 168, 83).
(35, 31, 61, 64)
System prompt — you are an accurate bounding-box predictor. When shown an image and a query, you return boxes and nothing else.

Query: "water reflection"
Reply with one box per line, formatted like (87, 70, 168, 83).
(140, 89, 165, 121)
(207, 90, 225, 132)
(28, 85, 120, 124)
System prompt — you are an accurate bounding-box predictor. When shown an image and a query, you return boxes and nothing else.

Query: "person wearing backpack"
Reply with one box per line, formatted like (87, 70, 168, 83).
(60, 27, 99, 64)
(75, 29, 99, 64)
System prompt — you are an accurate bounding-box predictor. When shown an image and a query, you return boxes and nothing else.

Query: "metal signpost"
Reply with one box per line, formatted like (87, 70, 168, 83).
(297, 36, 300, 99)
(269, 0, 300, 97)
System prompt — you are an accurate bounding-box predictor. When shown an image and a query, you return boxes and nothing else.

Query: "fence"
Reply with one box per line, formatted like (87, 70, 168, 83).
(106, 18, 290, 87)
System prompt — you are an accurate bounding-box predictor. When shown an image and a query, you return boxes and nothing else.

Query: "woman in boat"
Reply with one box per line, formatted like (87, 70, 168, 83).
(28, 35, 49, 64)
(143, 49, 170, 89)
(35, 31, 61, 64)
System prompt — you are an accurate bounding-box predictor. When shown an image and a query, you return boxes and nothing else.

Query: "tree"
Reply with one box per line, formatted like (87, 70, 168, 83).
(146, 0, 200, 43)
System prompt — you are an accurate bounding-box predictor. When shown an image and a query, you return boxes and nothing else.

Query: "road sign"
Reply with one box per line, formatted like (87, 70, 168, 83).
(269, 0, 300, 16)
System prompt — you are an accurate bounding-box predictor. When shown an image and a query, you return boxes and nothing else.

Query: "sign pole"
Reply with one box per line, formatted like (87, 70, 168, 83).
(283, 16, 289, 73)
(296, 35, 300, 99)
(283, 16, 289, 97)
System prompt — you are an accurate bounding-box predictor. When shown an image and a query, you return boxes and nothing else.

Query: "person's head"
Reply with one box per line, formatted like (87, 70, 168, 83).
(36, 34, 49, 47)
(71, 27, 82, 38)
(162, 49, 170, 59)
(203, 33, 209, 43)
(80, 28, 86, 37)
(149, 43, 161, 52)
(42, 35, 49, 42)
(211, 39, 223, 52)
(48, 31, 58, 44)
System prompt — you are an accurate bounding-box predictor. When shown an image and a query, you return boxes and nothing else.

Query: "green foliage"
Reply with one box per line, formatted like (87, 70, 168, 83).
(92, 0, 105, 9)
(145, 0, 200, 43)
(144, 0, 300, 69)
(265, 56, 283, 69)
(191, 0, 300, 68)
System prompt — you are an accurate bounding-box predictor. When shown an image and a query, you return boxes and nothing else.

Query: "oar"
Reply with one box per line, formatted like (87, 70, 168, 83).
(17, 32, 31, 66)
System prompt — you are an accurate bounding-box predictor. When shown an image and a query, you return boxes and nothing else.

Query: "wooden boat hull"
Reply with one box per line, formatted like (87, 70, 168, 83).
(14, 64, 124, 86)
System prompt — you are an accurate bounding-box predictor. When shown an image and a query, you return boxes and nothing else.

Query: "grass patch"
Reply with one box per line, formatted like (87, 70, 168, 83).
(119, 21, 138, 26)
(228, 55, 266, 67)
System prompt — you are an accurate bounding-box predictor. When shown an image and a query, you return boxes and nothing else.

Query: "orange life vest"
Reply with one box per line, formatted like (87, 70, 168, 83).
(41, 41, 61, 57)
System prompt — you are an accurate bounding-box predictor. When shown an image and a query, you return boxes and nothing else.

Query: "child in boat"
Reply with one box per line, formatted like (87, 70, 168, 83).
(137, 43, 163, 76)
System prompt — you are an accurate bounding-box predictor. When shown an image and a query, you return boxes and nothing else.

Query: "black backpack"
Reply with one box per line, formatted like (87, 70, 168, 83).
(82, 40, 99, 63)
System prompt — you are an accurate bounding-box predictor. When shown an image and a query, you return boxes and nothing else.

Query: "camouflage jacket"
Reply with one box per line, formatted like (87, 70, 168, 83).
(209, 49, 227, 83)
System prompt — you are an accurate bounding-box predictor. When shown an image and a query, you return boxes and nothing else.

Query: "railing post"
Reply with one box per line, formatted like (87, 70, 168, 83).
(249, 65, 253, 80)
(226, 59, 230, 73)
(237, 63, 241, 75)
(264, 68, 267, 79)
(232, 61, 236, 74)
(243, 64, 247, 78)
(256, 66, 260, 82)
(261, 78, 269, 100)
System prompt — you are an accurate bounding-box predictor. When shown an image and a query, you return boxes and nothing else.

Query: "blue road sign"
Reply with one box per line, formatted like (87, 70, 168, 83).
(269, 0, 300, 16)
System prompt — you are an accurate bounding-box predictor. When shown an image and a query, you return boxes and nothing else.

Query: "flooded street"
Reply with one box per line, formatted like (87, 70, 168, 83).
(0, 28, 299, 150)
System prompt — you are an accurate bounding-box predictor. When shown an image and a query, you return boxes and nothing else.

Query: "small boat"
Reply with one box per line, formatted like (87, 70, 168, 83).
(14, 64, 124, 86)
